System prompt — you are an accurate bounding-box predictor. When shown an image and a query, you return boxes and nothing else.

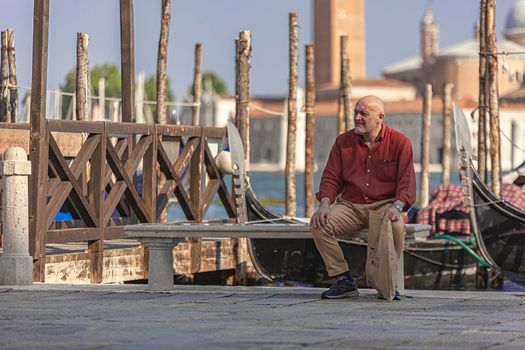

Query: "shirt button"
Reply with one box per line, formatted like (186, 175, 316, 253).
(366, 183, 369, 186)
(367, 169, 370, 172)
(368, 155, 371, 158)
(365, 196, 368, 199)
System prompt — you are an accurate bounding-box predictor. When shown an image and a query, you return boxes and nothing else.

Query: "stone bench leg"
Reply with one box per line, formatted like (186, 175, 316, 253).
(141, 238, 177, 291)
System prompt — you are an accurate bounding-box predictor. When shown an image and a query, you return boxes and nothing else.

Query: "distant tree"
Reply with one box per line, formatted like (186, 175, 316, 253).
(143, 75, 175, 117)
(60, 63, 122, 118)
(90, 64, 122, 98)
(188, 70, 228, 96)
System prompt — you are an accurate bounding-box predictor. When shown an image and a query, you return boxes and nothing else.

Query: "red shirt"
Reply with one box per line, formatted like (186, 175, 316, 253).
(316, 125, 416, 211)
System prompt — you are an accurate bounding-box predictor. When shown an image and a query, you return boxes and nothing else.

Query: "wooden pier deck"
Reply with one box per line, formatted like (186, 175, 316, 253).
(1, 284, 524, 349)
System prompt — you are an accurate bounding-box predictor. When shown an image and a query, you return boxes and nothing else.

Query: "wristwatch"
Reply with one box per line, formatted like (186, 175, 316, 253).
(393, 202, 404, 212)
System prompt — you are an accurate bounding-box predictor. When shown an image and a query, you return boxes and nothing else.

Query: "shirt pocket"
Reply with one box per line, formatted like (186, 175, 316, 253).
(375, 160, 397, 182)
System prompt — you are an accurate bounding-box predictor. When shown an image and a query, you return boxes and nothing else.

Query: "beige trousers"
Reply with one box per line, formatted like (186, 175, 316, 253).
(311, 198, 406, 277)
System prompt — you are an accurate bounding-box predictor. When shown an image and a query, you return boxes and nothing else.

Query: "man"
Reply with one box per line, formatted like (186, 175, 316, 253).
(310, 95, 416, 299)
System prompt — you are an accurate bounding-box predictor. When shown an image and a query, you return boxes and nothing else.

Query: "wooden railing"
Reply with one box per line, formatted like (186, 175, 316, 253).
(0, 120, 237, 282)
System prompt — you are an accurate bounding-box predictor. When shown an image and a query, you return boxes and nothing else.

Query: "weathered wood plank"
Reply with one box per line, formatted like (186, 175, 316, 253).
(29, 0, 50, 281)
(89, 124, 106, 283)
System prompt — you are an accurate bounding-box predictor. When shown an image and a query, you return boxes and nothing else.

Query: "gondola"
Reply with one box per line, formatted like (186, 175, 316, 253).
(454, 104, 525, 284)
(244, 179, 478, 289)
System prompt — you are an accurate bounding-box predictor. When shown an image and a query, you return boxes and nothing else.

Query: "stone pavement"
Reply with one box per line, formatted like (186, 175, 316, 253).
(1, 284, 525, 350)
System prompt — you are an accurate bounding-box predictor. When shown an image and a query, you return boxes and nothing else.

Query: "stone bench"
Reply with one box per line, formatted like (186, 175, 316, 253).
(124, 222, 431, 293)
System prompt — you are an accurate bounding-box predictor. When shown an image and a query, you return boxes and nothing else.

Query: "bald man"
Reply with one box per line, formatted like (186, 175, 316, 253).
(310, 95, 416, 300)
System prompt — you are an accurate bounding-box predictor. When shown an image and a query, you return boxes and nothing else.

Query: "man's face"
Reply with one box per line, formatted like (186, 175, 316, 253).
(353, 99, 384, 136)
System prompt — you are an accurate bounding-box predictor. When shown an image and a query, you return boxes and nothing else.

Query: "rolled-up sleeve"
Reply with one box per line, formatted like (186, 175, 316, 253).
(316, 138, 344, 203)
(395, 137, 416, 210)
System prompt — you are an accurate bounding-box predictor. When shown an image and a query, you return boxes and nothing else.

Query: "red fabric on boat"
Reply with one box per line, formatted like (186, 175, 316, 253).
(416, 183, 525, 235)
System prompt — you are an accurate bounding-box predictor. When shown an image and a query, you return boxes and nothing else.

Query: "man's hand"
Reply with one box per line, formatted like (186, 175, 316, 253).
(310, 198, 332, 229)
(380, 201, 404, 222)
(380, 206, 401, 222)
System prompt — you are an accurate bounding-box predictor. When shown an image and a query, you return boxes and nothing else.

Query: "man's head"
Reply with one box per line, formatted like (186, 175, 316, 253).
(354, 95, 385, 140)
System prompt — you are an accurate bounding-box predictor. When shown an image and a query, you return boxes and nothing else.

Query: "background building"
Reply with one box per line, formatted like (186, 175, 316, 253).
(180, 0, 525, 180)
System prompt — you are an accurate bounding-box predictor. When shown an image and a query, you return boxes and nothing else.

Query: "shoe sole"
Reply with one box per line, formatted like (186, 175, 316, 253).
(321, 290, 359, 299)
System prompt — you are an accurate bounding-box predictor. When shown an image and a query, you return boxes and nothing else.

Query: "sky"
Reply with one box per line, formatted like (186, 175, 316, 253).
(0, 0, 518, 101)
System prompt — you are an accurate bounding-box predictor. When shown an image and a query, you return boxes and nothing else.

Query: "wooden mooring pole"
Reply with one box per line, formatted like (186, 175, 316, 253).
(7, 29, 17, 123)
(478, 0, 488, 182)
(29, 0, 50, 282)
(441, 82, 453, 186)
(192, 43, 202, 126)
(120, 0, 135, 122)
(0, 31, 10, 122)
(305, 45, 316, 218)
(286, 12, 298, 217)
(233, 30, 252, 286)
(343, 58, 353, 131)
(156, 0, 170, 125)
(76, 33, 89, 121)
(189, 42, 203, 273)
(337, 36, 347, 135)
(235, 31, 251, 165)
(420, 83, 432, 208)
(486, 0, 501, 196)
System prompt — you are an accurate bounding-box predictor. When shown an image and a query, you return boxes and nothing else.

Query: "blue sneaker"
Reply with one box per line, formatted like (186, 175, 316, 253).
(321, 276, 359, 299)
(393, 290, 401, 300)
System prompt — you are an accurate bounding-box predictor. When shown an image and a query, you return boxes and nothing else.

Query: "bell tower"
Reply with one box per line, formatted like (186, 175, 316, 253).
(314, 0, 365, 89)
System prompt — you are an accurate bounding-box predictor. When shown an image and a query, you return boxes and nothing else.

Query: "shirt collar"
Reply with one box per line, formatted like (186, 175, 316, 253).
(357, 124, 386, 144)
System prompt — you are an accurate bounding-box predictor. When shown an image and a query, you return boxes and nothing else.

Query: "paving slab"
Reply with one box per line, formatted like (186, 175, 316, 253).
(0, 284, 524, 350)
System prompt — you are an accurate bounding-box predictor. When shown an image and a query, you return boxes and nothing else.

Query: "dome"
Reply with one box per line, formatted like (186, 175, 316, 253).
(506, 0, 525, 35)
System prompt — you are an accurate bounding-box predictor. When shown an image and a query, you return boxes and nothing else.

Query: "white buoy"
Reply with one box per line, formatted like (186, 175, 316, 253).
(215, 150, 233, 174)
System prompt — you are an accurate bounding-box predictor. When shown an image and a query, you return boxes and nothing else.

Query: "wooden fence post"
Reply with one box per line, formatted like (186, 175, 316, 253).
(88, 129, 106, 283)
(156, 0, 170, 125)
(76, 33, 89, 121)
(286, 12, 298, 217)
(29, 0, 50, 282)
(420, 83, 432, 207)
(441, 83, 453, 186)
(192, 43, 202, 126)
(305, 45, 316, 218)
